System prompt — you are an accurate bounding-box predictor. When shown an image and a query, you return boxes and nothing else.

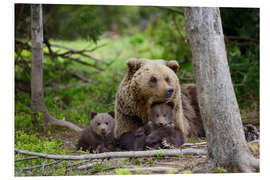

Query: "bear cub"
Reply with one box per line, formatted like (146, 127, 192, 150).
(119, 102, 184, 150)
(76, 111, 116, 153)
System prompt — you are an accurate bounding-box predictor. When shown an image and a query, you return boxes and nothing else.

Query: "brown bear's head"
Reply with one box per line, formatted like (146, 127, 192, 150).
(127, 58, 180, 106)
(91, 113, 115, 137)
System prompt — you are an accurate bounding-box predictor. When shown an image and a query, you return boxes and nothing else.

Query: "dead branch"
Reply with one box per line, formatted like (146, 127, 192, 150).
(66, 160, 90, 168)
(67, 69, 91, 83)
(43, 113, 82, 132)
(21, 160, 62, 171)
(45, 82, 90, 91)
(156, 6, 184, 15)
(15, 156, 40, 162)
(44, 52, 105, 71)
(127, 166, 180, 174)
(49, 43, 106, 63)
(15, 148, 207, 160)
(77, 162, 102, 170)
(182, 142, 207, 148)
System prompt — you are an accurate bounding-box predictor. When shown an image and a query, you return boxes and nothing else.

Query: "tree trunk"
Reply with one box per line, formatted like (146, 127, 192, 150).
(184, 7, 259, 172)
(30, 4, 82, 132)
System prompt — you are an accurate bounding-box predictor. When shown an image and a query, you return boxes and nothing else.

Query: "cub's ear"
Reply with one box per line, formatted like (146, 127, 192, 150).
(90, 111, 97, 119)
(166, 60, 180, 73)
(108, 110, 115, 118)
(126, 58, 146, 74)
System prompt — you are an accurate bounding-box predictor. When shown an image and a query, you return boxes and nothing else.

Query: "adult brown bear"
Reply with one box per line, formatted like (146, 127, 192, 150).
(114, 58, 191, 139)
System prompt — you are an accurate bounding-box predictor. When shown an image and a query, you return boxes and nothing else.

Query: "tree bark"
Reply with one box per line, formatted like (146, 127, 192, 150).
(184, 7, 259, 172)
(31, 4, 46, 114)
(30, 4, 82, 132)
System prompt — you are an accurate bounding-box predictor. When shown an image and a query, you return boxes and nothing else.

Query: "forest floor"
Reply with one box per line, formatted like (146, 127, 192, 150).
(30, 127, 257, 175)
(45, 128, 208, 175)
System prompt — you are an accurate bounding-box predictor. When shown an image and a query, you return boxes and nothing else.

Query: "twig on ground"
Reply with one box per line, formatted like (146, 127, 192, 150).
(182, 142, 207, 148)
(127, 166, 180, 174)
(87, 166, 120, 175)
(20, 160, 62, 171)
(15, 156, 40, 162)
(66, 160, 90, 168)
(15, 148, 207, 160)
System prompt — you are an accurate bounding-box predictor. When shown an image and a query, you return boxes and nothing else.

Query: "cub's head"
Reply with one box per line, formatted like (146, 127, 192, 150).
(90, 111, 115, 137)
(127, 58, 180, 105)
(150, 102, 175, 127)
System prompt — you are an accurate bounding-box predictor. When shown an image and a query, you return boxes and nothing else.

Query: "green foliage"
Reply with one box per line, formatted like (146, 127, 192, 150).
(221, 8, 260, 108)
(182, 170, 192, 174)
(146, 9, 191, 64)
(156, 152, 163, 158)
(15, 130, 66, 154)
(130, 34, 144, 46)
(15, 131, 69, 176)
(115, 168, 132, 175)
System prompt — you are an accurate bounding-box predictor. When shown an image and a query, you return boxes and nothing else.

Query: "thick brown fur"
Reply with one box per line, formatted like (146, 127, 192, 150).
(114, 58, 188, 139)
(76, 112, 116, 153)
(181, 84, 205, 137)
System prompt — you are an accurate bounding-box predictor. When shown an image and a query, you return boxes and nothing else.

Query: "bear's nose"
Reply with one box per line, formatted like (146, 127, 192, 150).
(159, 122, 164, 127)
(166, 88, 174, 97)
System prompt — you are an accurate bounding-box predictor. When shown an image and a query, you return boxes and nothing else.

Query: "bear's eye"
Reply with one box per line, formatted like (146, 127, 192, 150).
(163, 114, 167, 117)
(156, 114, 159, 118)
(150, 76, 157, 84)
(105, 122, 109, 125)
(165, 77, 170, 83)
(97, 122, 101, 126)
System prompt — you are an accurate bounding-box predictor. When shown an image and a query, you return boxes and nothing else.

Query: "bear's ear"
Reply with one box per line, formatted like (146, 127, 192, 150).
(166, 60, 180, 73)
(126, 58, 146, 74)
(90, 111, 97, 119)
(108, 110, 115, 118)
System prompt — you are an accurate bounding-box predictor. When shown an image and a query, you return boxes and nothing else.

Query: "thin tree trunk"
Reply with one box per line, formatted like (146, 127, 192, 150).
(31, 4, 46, 114)
(184, 7, 259, 172)
(30, 4, 82, 132)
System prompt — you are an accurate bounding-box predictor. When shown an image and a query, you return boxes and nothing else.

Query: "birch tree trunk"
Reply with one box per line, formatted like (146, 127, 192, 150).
(30, 4, 82, 132)
(184, 7, 259, 172)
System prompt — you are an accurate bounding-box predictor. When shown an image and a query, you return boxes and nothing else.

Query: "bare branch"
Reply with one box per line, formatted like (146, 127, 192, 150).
(21, 160, 62, 171)
(156, 6, 184, 15)
(44, 52, 105, 71)
(15, 156, 40, 162)
(49, 43, 106, 63)
(15, 148, 207, 160)
(44, 112, 82, 132)
(67, 69, 91, 83)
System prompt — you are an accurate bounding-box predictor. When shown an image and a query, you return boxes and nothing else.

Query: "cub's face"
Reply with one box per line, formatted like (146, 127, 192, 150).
(150, 102, 175, 127)
(130, 61, 179, 105)
(91, 113, 114, 137)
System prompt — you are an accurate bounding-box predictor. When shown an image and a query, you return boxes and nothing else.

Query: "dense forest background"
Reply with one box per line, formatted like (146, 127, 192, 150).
(14, 5, 259, 176)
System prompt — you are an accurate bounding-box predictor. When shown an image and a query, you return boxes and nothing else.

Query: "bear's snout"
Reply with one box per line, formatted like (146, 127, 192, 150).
(166, 88, 174, 98)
